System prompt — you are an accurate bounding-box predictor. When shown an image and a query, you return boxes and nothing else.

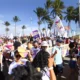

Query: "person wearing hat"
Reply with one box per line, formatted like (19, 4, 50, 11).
(41, 41, 52, 55)
(13, 37, 21, 50)
(51, 39, 63, 76)
(8, 47, 30, 75)
(33, 41, 56, 80)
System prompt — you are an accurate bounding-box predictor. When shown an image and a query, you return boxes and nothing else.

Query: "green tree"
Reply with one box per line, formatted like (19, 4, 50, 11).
(34, 7, 48, 34)
(64, 6, 74, 27)
(42, 28, 46, 37)
(5, 28, 9, 36)
(13, 16, 20, 36)
(42, 28, 46, 32)
(22, 25, 26, 36)
(51, 0, 65, 19)
(48, 19, 53, 37)
(72, 7, 79, 34)
(64, 6, 75, 36)
(4, 21, 10, 36)
(45, 0, 52, 11)
(73, 7, 79, 24)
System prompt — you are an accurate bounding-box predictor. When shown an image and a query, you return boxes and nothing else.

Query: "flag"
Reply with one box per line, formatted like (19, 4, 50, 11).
(63, 31, 68, 38)
(53, 15, 65, 37)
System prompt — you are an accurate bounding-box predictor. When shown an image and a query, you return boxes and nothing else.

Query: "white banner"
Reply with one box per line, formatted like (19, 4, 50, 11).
(52, 15, 67, 37)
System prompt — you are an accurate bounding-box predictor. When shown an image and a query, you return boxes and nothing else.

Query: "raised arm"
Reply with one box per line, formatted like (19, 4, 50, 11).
(48, 57, 56, 80)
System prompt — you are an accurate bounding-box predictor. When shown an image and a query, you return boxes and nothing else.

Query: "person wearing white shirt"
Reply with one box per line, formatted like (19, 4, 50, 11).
(52, 39, 63, 76)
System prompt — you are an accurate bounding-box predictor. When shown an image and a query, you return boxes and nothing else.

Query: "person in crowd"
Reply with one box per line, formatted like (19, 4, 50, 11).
(21, 39, 27, 50)
(73, 42, 78, 57)
(78, 44, 80, 56)
(29, 34, 33, 42)
(47, 37, 52, 48)
(10, 62, 42, 80)
(8, 47, 29, 75)
(77, 56, 80, 80)
(0, 71, 5, 80)
(13, 37, 21, 50)
(31, 41, 40, 59)
(51, 39, 63, 76)
(69, 42, 77, 79)
(69, 42, 75, 58)
(40, 41, 52, 56)
(10, 56, 56, 80)
(32, 41, 56, 80)
(27, 41, 33, 50)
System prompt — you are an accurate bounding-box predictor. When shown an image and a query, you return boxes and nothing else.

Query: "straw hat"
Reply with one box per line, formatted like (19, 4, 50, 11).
(18, 47, 28, 58)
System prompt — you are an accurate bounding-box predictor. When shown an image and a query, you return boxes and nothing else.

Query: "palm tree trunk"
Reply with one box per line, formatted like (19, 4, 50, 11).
(6, 31, 8, 37)
(68, 22, 70, 37)
(7, 31, 8, 36)
(23, 29, 24, 36)
(38, 18, 41, 37)
(6, 26, 8, 37)
(76, 22, 78, 35)
(45, 26, 47, 37)
(50, 29, 52, 37)
(15, 22, 16, 36)
(38, 24, 40, 33)
(78, 21, 80, 35)
(38, 24, 41, 38)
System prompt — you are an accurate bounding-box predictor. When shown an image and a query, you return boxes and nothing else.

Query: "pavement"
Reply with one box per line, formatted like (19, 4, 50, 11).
(57, 57, 78, 80)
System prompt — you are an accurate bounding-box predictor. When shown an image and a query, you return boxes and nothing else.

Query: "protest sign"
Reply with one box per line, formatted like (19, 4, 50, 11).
(61, 44, 69, 57)
(32, 30, 40, 40)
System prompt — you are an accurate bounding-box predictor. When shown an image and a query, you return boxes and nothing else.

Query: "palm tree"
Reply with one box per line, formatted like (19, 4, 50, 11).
(45, 0, 52, 11)
(64, 6, 74, 28)
(73, 7, 79, 24)
(5, 28, 9, 36)
(64, 6, 75, 36)
(73, 7, 79, 34)
(42, 28, 46, 32)
(4, 21, 10, 36)
(51, 0, 65, 19)
(22, 25, 26, 36)
(42, 28, 46, 37)
(34, 7, 48, 34)
(13, 16, 20, 36)
(48, 19, 53, 37)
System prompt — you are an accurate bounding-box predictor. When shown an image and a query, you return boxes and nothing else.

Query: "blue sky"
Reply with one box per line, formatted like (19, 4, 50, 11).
(0, 0, 79, 36)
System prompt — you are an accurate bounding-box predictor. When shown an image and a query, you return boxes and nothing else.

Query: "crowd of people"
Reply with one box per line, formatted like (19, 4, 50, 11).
(0, 36, 80, 80)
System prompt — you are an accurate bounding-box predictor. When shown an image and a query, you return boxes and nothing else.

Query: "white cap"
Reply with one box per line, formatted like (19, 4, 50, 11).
(41, 41, 48, 46)
(70, 40, 74, 42)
